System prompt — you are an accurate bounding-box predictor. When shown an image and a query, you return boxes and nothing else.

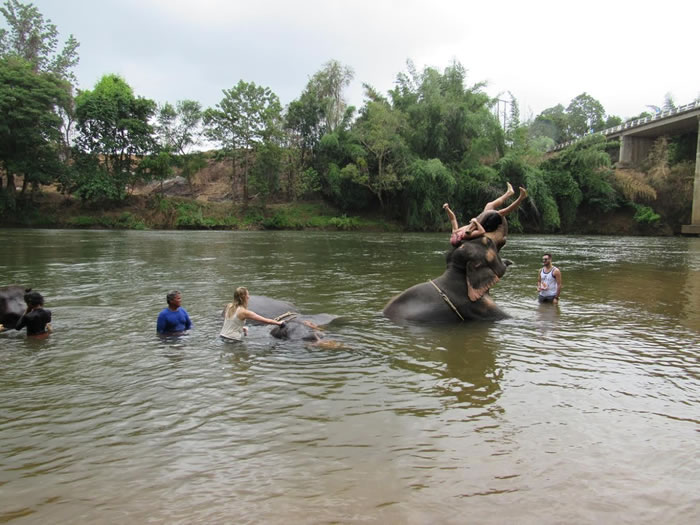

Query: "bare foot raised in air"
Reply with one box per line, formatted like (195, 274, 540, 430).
(505, 182, 514, 198)
(518, 186, 528, 199)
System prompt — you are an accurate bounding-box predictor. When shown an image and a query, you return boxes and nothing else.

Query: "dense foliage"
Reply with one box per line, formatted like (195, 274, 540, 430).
(0, 1, 696, 233)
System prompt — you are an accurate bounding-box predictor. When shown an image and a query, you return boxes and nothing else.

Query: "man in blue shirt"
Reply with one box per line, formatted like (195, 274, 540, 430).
(157, 290, 193, 335)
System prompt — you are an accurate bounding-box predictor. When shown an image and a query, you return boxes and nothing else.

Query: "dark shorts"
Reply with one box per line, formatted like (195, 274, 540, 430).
(538, 295, 557, 303)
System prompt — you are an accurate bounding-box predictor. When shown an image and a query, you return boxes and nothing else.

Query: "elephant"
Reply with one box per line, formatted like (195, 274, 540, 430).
(383, 210, 512, 323)
(0, 285, 31, 330)
(236, 295, 339, 343)
(269, 313, 339, 342)
(245, 295, 299, 321)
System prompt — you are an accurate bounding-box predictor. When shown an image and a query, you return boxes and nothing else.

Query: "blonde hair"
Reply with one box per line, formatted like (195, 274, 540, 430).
(224, 287, 249, 319)
(233, 287, 249, 307)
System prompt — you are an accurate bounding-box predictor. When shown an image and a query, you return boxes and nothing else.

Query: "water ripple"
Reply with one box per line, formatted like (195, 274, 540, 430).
(0, 230, 698, 523)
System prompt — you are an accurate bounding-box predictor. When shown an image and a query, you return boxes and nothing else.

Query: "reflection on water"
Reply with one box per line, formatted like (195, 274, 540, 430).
(0, 229, 698, 523)
(535, 302, 561, 336)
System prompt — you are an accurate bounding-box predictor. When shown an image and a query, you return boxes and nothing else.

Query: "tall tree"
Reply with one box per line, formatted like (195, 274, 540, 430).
(531, 104, 568, 143)
(308, 59, 354, 133)
(566, 92, 605, 137)
(285, 86, 324, 168)
(0, 56, 69, 201)
(389, 60, 502, 168)
(0, 0, 79, 163)
(72, 74, 156, 201)
(154, 99, 204, 185)
(204, 80, 282, 203)
(346, 97, 408, 207)
(155, 99, 203, 155)
(0, 0, 79, 80)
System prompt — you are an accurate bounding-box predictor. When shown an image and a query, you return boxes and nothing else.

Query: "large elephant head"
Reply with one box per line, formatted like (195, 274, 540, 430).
(383, 211, 511, 323)
(455, 209, 509, 302)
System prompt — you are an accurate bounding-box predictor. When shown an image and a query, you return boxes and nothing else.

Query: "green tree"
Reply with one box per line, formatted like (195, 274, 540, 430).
(137, 150, 173, 192)
(72, 74, 157, 202)
(389, 60, 502, 169)
(531, 104, 568, 143)
(156, 99, 202, 155)
(250, 141, 283, 202)
(346, 97, 409, 207)
(0, 56, 69, 207)
(403, 158, 455, 230)
(155, 99, 204, 185)
(566, 92, 605, 137)
(1, 0, 79, 167)
(284, 85, 325, 199)
(204, 80, 282, 203)
(0, 0, 79, 80)
(541, 134, 616, 216)
(308, 59, 354, 133)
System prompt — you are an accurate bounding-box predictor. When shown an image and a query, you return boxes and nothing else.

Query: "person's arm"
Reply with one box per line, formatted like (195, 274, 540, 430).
(554, 268, 562, 302)
(156, 311, 167, 333)
(537, 270, 543, 291)
(243, 308, 284, 326)
(443, 203, 460, 232)
(183, 309, 192, 330)
(15, 309, 29, 331)
(464, 218, 485, 239)
(44, 309, 52, 333)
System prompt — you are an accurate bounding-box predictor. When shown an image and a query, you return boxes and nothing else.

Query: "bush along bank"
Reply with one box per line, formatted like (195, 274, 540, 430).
(0, 194, 402, 232)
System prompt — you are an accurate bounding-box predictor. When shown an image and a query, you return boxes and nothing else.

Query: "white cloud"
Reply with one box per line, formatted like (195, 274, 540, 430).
(26, 0, 700, 120)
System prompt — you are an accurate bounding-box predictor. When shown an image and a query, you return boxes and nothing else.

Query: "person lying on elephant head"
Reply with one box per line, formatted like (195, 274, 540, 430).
(443, 183, 527, 247)
(383, 209, 513, 323)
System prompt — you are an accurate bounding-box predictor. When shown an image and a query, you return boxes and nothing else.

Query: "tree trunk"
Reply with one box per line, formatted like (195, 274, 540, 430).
(6, 173, 16, 195)
(231, 156, 236, 202)
(243, 151, 249, 204)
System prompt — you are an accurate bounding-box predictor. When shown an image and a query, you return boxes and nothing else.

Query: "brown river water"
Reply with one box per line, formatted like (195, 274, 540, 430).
(1, 229, 698, 524)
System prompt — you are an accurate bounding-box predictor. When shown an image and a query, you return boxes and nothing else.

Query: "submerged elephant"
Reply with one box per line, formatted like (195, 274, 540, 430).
(245, 295, 299, 321)
(240, 295, 339, 343)
(383, 210, 511, 323)
(0, 285, 31, 329)
(269, 313, 338, 342)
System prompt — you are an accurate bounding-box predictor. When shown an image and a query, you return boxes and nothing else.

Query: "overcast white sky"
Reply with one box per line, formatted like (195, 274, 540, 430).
(24, 0, 700, 121)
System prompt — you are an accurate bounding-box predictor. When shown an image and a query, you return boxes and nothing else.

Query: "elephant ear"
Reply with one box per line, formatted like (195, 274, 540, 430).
(464, 236, 509, 302)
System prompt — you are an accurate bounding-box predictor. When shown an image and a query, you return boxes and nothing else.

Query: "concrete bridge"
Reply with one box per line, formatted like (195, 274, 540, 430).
(552, 100, 700, 234)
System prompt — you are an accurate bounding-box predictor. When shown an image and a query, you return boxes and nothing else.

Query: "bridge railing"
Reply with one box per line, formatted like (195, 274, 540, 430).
(550, 100, 700, 151)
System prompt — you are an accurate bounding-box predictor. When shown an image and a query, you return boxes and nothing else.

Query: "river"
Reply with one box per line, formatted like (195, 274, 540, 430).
(1, 229, 698, 524)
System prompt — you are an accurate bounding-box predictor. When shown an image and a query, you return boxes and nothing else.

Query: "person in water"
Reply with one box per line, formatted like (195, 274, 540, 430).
(537, 253, 562, 304)
(443, 182, 528, 247)
(156, 290, 193, 335)
(0, 291, 52, 338)
(220, 287, 285, 342)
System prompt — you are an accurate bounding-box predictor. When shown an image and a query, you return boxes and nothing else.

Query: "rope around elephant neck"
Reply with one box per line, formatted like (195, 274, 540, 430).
(428, 280, 465, 322)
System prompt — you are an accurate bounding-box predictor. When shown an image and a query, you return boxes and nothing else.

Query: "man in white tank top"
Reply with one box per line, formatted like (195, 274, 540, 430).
(537, 253, 562, 304)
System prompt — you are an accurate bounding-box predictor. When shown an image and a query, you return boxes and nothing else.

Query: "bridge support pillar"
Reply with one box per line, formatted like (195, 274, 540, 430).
(619, 135, 654, 166)
(681, 118, 700, 235)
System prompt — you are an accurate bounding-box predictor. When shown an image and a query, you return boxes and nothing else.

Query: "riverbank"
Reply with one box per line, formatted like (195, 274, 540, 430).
(0, 190, 403, 232)
(0, 176, 672, 235)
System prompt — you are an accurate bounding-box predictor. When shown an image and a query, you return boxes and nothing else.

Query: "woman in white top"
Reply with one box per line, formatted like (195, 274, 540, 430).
(220, 287, 285, 341)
